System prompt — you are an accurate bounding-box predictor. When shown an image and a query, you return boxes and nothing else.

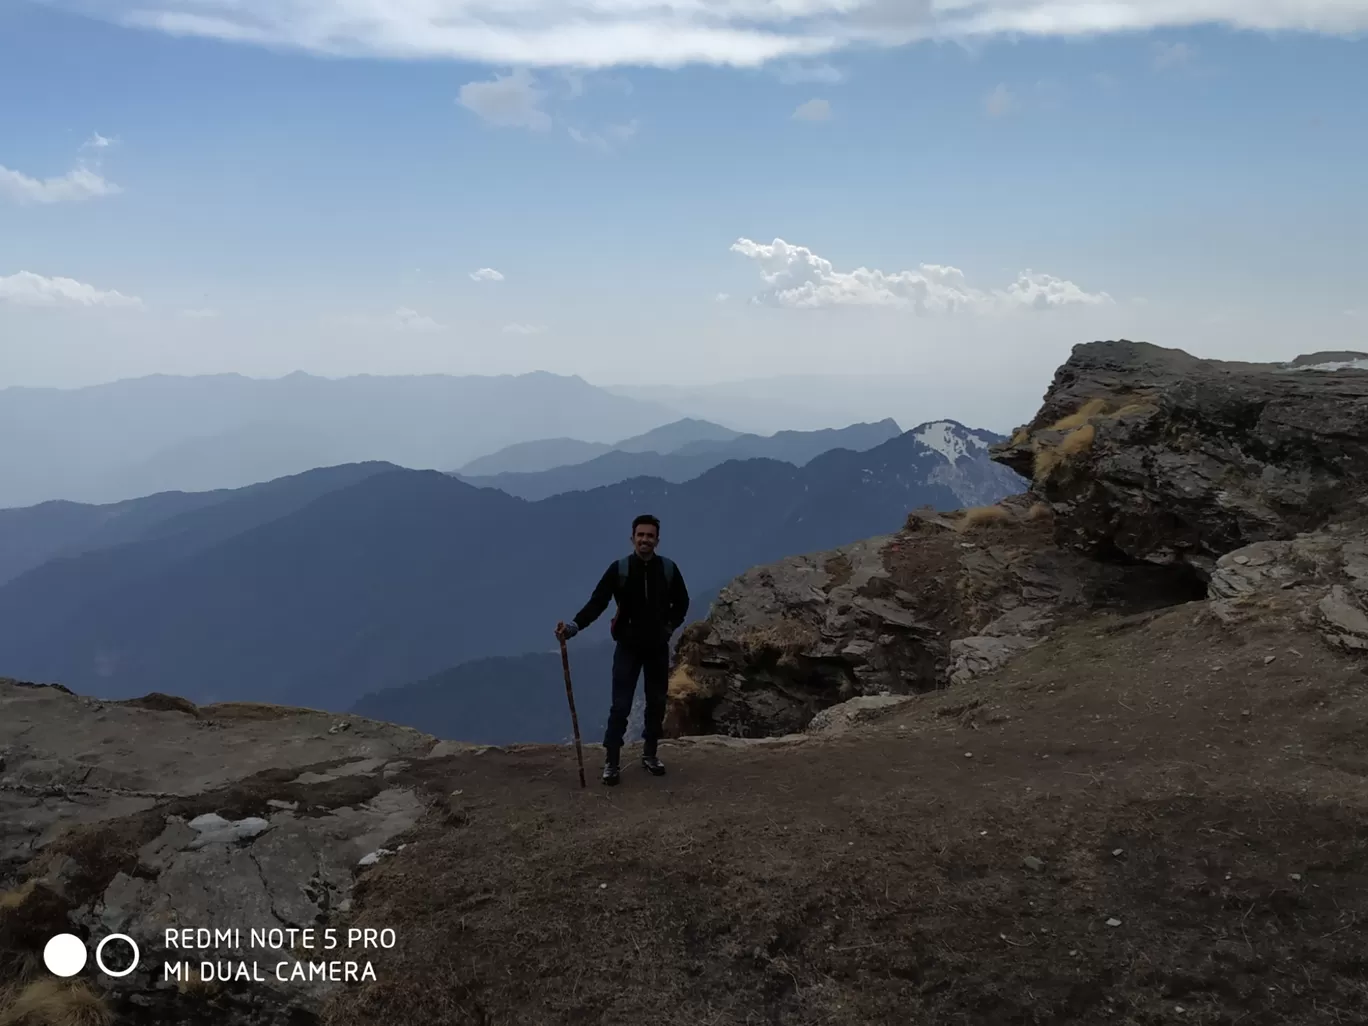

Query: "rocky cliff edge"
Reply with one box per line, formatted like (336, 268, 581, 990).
(666, 340, 1368, 737)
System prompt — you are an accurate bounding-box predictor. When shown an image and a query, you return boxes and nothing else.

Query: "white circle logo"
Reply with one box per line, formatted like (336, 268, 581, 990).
(43, 934, 88, 977)
(94, 934, 140, 978)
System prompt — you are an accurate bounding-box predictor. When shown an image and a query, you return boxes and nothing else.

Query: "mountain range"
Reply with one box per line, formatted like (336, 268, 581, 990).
(457, 417, 742, 476)
(350, 639, 623, 746)
(0, 422, 1022, 715)
(0, 463, 395, 588)
(457, 420, 903, 501)
(0, 370, 678, 508)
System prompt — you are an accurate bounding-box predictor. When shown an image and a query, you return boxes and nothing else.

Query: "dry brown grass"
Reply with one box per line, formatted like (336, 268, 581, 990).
(1047, 397, 1109, 432)
(0, 882, 36, 912)
(1104, 400, 1158, 418)
(1038, 394, 1157, 439)
(1033, 424, 1096, 483)
(198, 701, 305, 721)
(119, 692, 199, 717)
(1033, 446, 1063, 483)
(1027, 502, 1053, 521)
(1010, 427, 1030, 446)
(0, 878, 69, 987)
(667, 664, 710, 702)
(0, 980, 112, 1026)
(822, 553, 855, 591)
(953, 505, 1012, 533)
(736, 618, 820, 656)
(1058, 422, 1095, 456)
(175, 964, 219, 997)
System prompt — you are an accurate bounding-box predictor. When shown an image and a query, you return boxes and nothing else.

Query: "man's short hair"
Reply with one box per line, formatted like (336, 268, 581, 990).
(632, 514, 661, 534)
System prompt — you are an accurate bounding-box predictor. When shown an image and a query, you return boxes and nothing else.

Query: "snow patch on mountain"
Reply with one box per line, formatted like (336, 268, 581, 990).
(1289, 359, 1368, 372)
(912, 421, 991, 465)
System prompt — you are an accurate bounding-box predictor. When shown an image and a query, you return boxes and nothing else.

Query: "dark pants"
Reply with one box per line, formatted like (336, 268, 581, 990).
(603, 641, 670, 762)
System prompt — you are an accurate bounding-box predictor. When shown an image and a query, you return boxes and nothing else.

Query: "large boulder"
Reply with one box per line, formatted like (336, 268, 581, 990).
(991, 340, 1368, 574)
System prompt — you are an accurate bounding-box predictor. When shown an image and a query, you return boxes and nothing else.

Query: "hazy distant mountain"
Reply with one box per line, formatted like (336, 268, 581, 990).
(461, 420, 902, 501)
(0, 492, 226, 588)
(458, 438, 614, 477)
(458, 418, 740, 477)
(355, 577, 727, 745)
(607, 374, 1035, 438)
(352, 641, 622, 745)
(0, 464, 398, 587)
(0, 371, 679, 508)
(614, 418, 742, 454)
(0, 423, 1023, 711)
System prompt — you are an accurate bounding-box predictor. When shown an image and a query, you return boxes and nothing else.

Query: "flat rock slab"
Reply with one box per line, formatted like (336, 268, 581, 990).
(71, 787, 426, 1013)
(671, 734, 810, 748)
(806, 694, 920, 735)
(0, 680, 434, 870)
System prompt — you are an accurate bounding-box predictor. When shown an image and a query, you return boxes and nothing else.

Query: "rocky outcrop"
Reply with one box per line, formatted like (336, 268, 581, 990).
(1202, 518, 1368, 654)
(992, 341, 1368, 574)
(666, 494, 1203, 737)
(668, 341, 1368, 738)
(0, 681, 440, 1025)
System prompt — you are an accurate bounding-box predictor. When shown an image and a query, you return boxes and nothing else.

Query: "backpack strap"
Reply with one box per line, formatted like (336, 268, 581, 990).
(616, 554, 674, 594)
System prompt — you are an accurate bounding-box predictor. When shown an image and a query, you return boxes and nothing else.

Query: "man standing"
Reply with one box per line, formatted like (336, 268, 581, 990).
(556, 514, 690, 785)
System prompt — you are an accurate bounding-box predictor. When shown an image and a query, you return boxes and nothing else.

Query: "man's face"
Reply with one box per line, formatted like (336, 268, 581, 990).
(633, 524, 659, 558)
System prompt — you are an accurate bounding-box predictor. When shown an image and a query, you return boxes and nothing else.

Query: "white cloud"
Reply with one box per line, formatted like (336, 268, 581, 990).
(792, 98, 832, 121)
(502, 322, 545, 334)
(731, 238, 1111, 313)
(470, 267, 505, 282)
(70, 2, 1368, 69)
(984, 83, 1016, 117)
(393, 306, 441, 331)
(457, 69, 551, 130)
(0, 164, 119, 205)
(715, 292, 730, 303)
(0, 270, 143, 309)
(1, 134, 121, 205)
(1003, 271, 1113, 310)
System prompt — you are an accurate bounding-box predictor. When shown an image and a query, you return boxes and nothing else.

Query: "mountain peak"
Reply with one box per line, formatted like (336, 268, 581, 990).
(910, 420, 993, 464)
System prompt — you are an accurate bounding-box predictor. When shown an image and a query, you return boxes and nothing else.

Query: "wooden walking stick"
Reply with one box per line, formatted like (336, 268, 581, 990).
(557, 625, 587, 788)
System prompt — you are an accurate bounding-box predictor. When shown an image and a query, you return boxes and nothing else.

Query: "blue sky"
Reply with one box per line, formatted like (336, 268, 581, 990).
(1, 1, 1365, 423)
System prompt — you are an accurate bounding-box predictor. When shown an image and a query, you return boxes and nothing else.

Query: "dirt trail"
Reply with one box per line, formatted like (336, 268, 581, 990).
(321, 600, 1368, 1026)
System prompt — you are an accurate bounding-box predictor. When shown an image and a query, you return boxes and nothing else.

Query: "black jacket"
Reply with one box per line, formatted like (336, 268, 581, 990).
(573, 553, 690, 649)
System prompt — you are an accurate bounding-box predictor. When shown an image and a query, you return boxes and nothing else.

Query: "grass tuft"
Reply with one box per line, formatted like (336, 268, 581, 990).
(197, 702, 304, 721)
(954, 506, 1012, 533)
(1058, 423, 1095, 456)
(0, 980, 112, 1026)
(1047, 397, 1109, 432)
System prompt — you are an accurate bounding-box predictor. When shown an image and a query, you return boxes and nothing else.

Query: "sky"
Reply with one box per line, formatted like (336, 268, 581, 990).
(1, 1, 1366, 423)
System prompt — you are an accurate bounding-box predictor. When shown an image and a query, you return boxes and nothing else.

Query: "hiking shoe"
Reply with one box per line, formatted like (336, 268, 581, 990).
(601, 762, 620, 786)
(641, 754, 666, 776)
